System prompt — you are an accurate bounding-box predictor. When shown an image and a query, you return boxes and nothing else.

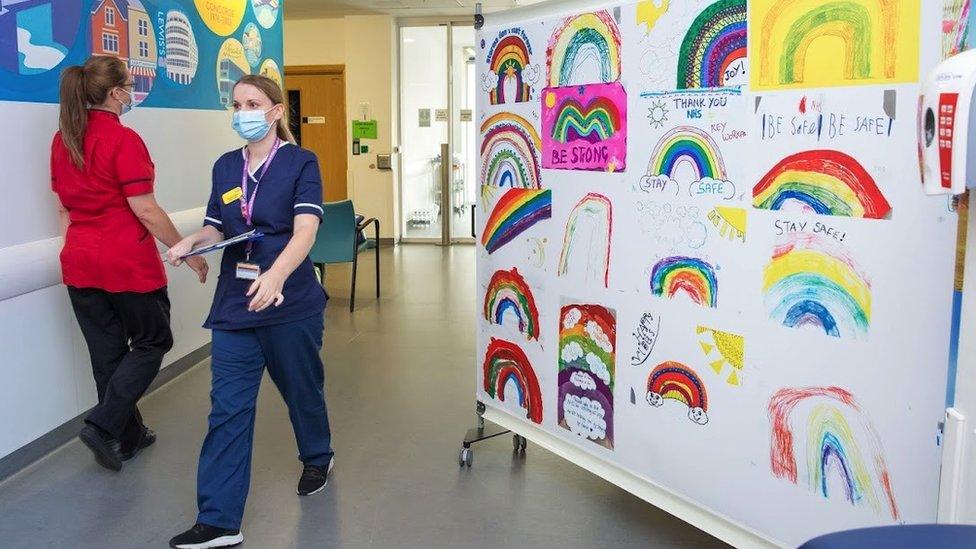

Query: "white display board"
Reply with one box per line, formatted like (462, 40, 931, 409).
(474, 1, 955, 545)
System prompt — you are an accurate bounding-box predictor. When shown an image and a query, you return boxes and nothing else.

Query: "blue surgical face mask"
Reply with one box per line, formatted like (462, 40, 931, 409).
(118, 88, 135, 115)
(232, 109, 274, 142)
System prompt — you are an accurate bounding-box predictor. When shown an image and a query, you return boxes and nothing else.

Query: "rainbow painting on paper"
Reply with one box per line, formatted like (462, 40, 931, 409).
(677, 0, 748, 89)
(558, 302, 616, 449)
(751, 0, 921, 90)
(650, 256, 718, 309)
(647, 126, 728, 182)
(481, 189, 552, 254)
(483, 338, 543, 424)
(484, 268, 541, 340)
(558, 193, 613, 288)
(764, 233, 871, 338)
(481, 112, 543, 190)
(546, 10, 622, 87)
(542, 82, 627, 172)
(646, 361, 710, 425)
(485, 27, 538, 105)
(768, 387, 899, 519)
(753, 149, 891, 219)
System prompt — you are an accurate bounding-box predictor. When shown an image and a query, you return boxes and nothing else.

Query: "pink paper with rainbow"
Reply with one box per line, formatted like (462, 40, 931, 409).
(542, 82, 628, 172)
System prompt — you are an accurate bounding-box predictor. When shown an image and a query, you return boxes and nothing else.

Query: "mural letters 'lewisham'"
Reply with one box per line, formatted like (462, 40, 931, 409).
(0, 0, 284, 109)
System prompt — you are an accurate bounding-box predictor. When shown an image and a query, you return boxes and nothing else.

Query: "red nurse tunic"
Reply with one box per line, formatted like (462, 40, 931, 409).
(50, 110, 166, 293)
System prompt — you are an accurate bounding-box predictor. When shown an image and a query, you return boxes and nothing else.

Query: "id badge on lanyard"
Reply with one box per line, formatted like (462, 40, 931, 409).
(236, 138, 281, 280)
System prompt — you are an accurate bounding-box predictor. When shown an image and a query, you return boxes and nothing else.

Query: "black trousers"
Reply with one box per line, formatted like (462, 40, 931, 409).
(67, 287, 173, 451)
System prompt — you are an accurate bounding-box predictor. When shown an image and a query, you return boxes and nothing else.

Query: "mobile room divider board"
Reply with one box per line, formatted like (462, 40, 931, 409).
(474, 1, 957, 546)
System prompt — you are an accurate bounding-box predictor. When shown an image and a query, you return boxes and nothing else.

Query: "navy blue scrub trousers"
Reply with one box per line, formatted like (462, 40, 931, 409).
(197, 312, 333, 529)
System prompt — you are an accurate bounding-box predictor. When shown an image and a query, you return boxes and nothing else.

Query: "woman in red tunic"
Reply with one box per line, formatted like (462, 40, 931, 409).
(50, 56, 208, 471)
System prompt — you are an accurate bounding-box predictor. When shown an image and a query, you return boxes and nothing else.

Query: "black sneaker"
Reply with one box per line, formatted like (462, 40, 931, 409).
(79, 424, 123, 472)
(297, 458, 334, 496)
(169, 524, 243, 548)
(121, 429, 156, 461)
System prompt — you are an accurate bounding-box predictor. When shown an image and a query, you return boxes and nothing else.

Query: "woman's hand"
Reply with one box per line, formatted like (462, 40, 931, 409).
(166, 236, 197, 266)
(185, 256, 209, 283)
(247, 268, 286, 312)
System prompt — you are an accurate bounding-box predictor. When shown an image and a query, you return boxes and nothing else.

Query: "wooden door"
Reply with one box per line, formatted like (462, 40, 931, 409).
(284, 66, 348, 202)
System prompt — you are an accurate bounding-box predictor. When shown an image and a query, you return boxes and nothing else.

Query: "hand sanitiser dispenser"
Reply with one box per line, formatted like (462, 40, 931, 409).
(920, 49, 976, 195)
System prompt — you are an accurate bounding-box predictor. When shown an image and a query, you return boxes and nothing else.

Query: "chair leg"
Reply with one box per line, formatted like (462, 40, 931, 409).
(374, 238, 381, 299)
(350, 253, 358, 313)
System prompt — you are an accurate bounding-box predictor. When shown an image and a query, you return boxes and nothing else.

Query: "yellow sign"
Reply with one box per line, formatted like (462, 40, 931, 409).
(750, 0, 920, 90)
(194, 0, 247, 36)
(222, 187, 244, 204)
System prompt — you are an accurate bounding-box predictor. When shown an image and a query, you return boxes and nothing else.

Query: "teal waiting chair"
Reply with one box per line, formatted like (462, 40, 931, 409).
(309, 200, 380, 312)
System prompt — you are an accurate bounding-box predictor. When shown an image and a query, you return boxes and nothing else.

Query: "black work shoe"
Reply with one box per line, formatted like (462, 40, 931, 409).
(79, 424, 123, 472)
(297, 458, 334, 496)
(121, 428, 156, 461)
(169, 524, 243, 548)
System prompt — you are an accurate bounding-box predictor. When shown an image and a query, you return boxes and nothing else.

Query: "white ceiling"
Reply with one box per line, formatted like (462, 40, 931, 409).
(284, 0, 547, 19)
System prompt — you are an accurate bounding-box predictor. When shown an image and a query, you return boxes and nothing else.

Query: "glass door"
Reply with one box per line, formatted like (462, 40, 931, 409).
(398, 21, 476, 244)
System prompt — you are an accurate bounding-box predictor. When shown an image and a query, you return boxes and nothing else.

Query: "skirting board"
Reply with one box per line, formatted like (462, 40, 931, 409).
(482, 406, 784, 548)
(0, 344, 211, 483)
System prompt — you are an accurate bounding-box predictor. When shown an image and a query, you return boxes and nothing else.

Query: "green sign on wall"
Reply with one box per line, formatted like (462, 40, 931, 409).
(352, 120, 378, 139)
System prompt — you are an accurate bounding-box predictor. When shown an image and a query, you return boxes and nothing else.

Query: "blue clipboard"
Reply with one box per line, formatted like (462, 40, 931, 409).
(171, 230, 265, 259)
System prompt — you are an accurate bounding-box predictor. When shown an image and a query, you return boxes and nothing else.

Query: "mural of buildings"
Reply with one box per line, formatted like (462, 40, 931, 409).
(126, 0, 155, 100)
(90, 0, 128, 63)
(0, 0, 83, 75)
(164, 9, 197, 85)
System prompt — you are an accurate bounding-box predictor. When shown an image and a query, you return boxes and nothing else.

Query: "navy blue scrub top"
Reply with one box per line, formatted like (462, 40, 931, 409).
(202, 143, 327, 330)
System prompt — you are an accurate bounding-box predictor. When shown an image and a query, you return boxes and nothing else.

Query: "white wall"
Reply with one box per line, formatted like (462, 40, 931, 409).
(950, 192, 976, 523)
(284, 16, 399, 239)
(0, 101, 240, 460)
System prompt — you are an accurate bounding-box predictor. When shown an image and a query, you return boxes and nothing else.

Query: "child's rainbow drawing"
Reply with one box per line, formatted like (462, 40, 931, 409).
(486, 28, 537, 104)
(542, 82, 628, 172)
(697, 326, 744, 386)
(547, 11, 622, 87)
(708, 206, 746, 242)
(677, 0, 748, 89)
(558, 193, 613, 288)
(646, 361, 709, 425)
(764, 233, 871, 338)
(483, 338, 544, 424)
(559, 302, 616, 449)
(650, 256, 718, 309)
(481, 112, 543, 190)
(647, 126, 728, 182)
(752, 0, 920, 90)
(484, 268, 541, 340)
(753, 149, 891, 219)
(481, 189, 552, 254)
(768, 387, 899, 519)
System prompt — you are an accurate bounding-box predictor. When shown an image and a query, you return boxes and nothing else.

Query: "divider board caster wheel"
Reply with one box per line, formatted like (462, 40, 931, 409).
(459, 447, 473, 467)
(513, 435, 527, 452)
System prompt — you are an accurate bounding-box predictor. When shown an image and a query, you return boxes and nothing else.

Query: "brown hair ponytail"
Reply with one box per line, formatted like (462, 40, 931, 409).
(58, 56, 129, 168)
(234, 74, 297, 144)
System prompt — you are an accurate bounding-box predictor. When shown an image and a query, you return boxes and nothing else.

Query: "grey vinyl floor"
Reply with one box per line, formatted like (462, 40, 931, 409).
(0, 245, 726, 548)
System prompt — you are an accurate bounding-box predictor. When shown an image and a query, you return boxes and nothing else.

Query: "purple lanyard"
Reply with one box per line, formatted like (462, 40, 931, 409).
(240, 137, 281, 259)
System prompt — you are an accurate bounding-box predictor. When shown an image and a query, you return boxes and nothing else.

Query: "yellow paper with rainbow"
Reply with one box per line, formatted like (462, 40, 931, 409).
(750, 0, 921, 90)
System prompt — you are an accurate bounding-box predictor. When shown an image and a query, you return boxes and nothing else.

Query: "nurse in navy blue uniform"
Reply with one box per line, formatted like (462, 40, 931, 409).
(167, 75, 332, 549)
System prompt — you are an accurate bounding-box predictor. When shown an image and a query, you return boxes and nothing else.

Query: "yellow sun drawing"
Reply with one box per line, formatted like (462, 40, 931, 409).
(708, 206, 746, 243)
(636, 0, 670, 34)
(697, 326, 744, 386)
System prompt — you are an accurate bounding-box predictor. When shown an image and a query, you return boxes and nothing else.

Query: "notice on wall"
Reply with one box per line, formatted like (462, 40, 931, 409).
(435, 109, 450, 122)
(352, 120, 378, 139)
(419, 108, 432, 127)
(461, 109, 474, 122)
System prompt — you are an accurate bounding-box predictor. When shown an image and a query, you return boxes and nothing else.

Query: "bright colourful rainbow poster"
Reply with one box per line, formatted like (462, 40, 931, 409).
(751, 0, 921, 90)
(753, 149, 891, 219)
(646, 126, 728, 182)
(542, 82, 628, 172)
(646, 361, 709, 425)
(558, 302, 616, 449)
(484, 27, 540, 105)
(481, 189, 552, 254)
(558, 193, 613, 288)
(676, 0, 748, 89)
(650, 256, 719, 308)
(768, 387, 899, 519)
(483, 268, 541, 340)
(764, 233, 872, 338)
(546, 11, 622, 87)
(483, 338, 544, 424)
(481, 112, 543, 189)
